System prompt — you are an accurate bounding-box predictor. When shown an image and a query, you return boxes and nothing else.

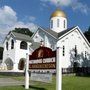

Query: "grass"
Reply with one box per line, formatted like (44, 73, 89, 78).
(62, 76, 90, 90)
(0, 75, 90, 90)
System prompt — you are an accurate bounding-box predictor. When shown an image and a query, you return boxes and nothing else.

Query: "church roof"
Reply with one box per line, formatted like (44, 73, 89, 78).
(30, 41, 41, 50)
(43, 26, 75, 39)
(46, 29, 58, 38)
(11, 32, 31, 42)
(31, 26, 75, 40)
(11, 26, 79, 42)
(58, 27, 75, 38)
(11, 32, 41, 50)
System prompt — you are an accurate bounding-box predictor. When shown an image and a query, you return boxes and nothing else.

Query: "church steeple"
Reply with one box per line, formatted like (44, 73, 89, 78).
(50, 9, 67, 33)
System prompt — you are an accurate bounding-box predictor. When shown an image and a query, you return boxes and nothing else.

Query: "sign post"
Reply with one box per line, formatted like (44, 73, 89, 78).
(25, 53, 29, 89)
(56, 47, 62, 90)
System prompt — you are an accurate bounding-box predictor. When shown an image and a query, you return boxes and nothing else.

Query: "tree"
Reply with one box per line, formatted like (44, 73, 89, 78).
(12, 28, 33, 37)
(84, 26, 90, 43)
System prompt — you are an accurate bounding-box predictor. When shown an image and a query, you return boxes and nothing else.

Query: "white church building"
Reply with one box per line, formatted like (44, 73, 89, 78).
(1, 9, 90, 72)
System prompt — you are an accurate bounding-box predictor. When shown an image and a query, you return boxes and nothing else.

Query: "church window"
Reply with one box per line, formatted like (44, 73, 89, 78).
(63, 46, 65, 56)
(35, 36, 38, 38)
(64, 20, 65, 28)
(11, 39, 14, 49)
(85, 51, 87, 59)
(74, 45, 77, 57)
(51, 20, 53, 28)
(57, 19, 59, 27)
(20, 41, 27, 50)
(6, 42, 8, 50)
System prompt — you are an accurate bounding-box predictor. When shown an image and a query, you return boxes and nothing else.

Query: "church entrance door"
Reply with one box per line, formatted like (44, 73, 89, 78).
(18, 59, 25, 70)
(5, 58, 13, 70)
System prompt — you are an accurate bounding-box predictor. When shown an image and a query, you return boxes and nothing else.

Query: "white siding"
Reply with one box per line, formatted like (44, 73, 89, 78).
(57, 29, 90, 68)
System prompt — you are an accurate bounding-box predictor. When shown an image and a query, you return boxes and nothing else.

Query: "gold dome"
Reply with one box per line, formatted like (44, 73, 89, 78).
(50, 9, 66, 18)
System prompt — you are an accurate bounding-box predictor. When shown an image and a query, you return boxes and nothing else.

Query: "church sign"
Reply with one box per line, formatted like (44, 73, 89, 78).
(29, 57, 56, 69)
(29, 46, 56, 70)
(29, 46, 56, 83)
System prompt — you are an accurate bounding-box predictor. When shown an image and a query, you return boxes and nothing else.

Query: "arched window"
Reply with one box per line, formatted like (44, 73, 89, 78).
(20, 41, 27, 50)
(57, 19, 59, 27)
(51, 20, 53, 28)
(11, 39, 14, 49)
(63, 46, 65, 56)
(5, 58, 13, 70)
(18, 58, 25, 70)
(6, 42, 8, 50)
(64, 20, 65, 28)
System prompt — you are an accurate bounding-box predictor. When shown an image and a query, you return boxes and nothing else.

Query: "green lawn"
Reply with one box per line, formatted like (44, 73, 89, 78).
(0, 75, 90, 90)
(63, 76, 90, 90)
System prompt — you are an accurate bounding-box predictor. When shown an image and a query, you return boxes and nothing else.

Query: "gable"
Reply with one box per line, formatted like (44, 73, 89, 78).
(31, 26, 76, 41)
(3, 32, 15, 44)
(58, 26, 90, 48)
(3, 31, 32, 44)
(31, 27, 58, 40)
(58, 26, 75, 38)
(12, 32, 31, 42)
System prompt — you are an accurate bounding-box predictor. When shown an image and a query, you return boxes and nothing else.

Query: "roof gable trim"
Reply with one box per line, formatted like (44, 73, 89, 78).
(58, 26, 76, 40)
(31, 26, 58, 40)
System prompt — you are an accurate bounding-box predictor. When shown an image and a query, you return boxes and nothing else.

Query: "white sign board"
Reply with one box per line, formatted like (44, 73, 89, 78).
(29, 57, 55, 64)
(30, 72, 52, 83)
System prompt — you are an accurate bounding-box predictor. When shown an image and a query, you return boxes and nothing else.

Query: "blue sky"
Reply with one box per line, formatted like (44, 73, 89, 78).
(0, 0, 90, 36)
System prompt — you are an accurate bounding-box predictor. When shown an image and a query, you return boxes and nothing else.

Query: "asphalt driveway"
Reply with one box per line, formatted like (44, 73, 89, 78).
(0, 78, 24, 86)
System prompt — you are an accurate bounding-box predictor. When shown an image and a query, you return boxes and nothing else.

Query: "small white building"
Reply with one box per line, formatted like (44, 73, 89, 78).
(1, 9, 90, 72)
(2, 32, 40, 71)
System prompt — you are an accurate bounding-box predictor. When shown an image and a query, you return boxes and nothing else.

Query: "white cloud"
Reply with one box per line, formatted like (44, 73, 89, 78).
(40, 0, 73, 6)
(40, 0, 89, 14)
(0, 5, 38, 35)
(29, 16, 36, 22)
(71, 2, 89, 15)
(44, 0, 73, 6)
(0, 5, 38, 43)
(0, 6, 17, 26)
